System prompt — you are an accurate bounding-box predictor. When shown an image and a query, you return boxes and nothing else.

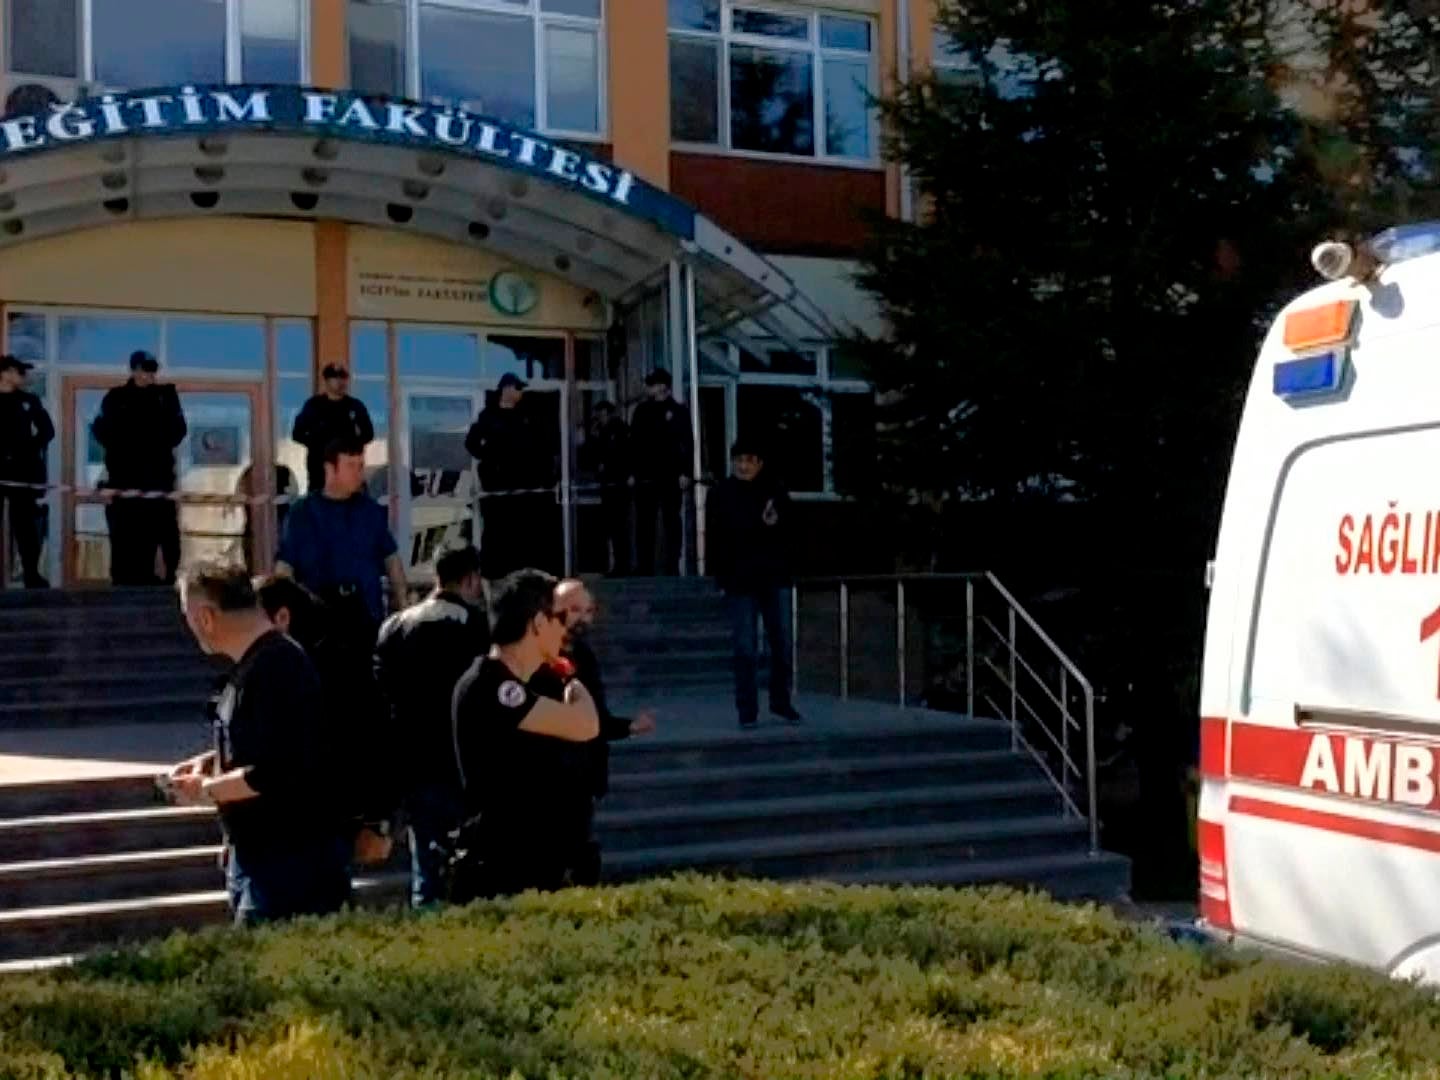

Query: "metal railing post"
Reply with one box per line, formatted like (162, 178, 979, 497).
(1060, 667, 1071, 804)
(1085, 686, 1099, 854)
(1007, 606, 1018, 749)
(790, 584, 799, 702)
(965, 579, 975, 720)
(838, 582, 850, 699)
(896, 579, 907, 707)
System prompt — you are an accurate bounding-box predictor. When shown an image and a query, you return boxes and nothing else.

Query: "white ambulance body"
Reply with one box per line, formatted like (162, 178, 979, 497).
(1200, 224, 1440, 981)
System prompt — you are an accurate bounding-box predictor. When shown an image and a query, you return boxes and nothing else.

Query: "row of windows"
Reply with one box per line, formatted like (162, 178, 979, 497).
(4, 0, 881, 162)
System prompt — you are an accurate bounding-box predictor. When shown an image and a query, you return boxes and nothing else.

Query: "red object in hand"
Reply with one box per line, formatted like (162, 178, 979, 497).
(550, 657, 576, 679)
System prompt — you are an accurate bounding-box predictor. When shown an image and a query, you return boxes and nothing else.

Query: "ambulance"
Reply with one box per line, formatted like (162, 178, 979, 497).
(1200, 223, 1440, 981)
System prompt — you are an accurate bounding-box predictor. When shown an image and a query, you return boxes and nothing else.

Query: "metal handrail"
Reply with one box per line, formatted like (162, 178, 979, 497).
(793, 571, 1101, 856)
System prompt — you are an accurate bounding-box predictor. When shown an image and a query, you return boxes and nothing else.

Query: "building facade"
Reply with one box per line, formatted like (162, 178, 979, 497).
(0, 0, 946, 586)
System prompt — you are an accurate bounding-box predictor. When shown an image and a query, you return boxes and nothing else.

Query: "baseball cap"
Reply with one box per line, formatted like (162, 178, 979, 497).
(644, 369, 673, 387)
(0, 354, 34, 374)
(129, 350, 159, 373)
(321, 363, 350, 380)
(497, 372, 528, 391)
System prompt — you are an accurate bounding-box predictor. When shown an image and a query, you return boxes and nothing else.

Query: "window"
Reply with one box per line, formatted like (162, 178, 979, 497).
(669, 4, 875, 162)
(349, 0, 605, 137)
(704, 339, 873, 494)
(931, 25, 979, 90)
(7, 0, 304, 85)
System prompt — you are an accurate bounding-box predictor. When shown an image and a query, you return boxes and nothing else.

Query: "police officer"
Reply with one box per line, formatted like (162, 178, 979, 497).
(630, 370, 693, 576)
(0, 355, 53, 588)
(582, 401, 632, 575)
(450, 569, 599, 900)
(92, 350, 187, 586)
(466, 373, 552, 581)
(292, 364, 375, 495)
(374, 544, 490, 908)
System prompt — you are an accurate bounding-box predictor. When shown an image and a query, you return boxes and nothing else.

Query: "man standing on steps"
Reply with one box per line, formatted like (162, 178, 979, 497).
(630, 370, 693, 576)
(530, 578, 656, 885)
(0, 355, 53, 587)
(466, 373, 551, 581)
(374, 543, 490, 909)
(708, 438, 802, 731)
(292, 364, 374, 495)
(167, 563, 352, 925)
(92, 350, 187, 587)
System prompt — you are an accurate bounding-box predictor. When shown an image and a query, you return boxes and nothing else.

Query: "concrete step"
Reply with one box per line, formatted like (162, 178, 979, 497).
(603, 816, 1093, 882)
(0, 587, 178, 611)
(0, 805, 219, 862)
(600, 749, 1045, 812)
(0, 694, 206, 730)
(0, 775, 166, 820)
(0, 872, 409, 963)
(596, 782, 1066, 852)
(0, 628, 195, 659)
(607, 722, 1012, 774)
(0, 845, 223, 910)
(828, 849, 1132, 900)
(0, 671, 215, 707)
(2, 652, 213, 681)
(0, 605, 188, 629)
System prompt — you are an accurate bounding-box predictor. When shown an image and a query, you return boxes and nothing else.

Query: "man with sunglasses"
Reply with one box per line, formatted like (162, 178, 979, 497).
(92, 350, 187, 586)
(292, 363, 375, 495)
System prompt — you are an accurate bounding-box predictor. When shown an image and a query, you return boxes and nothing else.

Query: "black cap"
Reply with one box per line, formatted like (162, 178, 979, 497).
(321, 363, 350, 380)
(0, 354, 33, 374)
(497, 372, 527, 391)
(731, 437, 763, 459)
(129, 350, 159, 373)
(645, 369, 672, 387)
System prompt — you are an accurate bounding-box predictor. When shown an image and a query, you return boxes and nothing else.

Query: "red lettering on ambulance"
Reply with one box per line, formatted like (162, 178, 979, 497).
(1355, 515, 1376, 572)
(1336, 513, 1355, 573)
(1403, 512, 1420, 574)
(1379, 509, 1401, 573)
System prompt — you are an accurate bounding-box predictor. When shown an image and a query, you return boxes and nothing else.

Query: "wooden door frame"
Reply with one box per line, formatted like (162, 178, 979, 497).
(60, 376, 272, 585)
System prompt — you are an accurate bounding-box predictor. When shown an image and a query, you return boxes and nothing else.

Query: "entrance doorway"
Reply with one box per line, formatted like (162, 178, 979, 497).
(62, 377, 270, 584)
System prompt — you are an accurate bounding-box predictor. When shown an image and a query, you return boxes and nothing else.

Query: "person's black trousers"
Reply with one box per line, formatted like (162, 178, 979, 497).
(1, 488, 44, 584)
(635, 481, 682, 576)
(600, 488, 631, 574)
(727, 585, 795, 724)
(107, 497, 180, 586)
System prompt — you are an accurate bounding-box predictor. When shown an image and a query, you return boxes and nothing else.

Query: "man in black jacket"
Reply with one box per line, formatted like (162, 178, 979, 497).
(92, 351, 187, 586)
(0, 355, 53, 587)
(630, 370, 693, 576)
(466, 373, 553, 580)
(292, 364, 374, 495)
(373, 544, 490, 908)
(708, 438, 802, 730)
(581, 401, 632, 575)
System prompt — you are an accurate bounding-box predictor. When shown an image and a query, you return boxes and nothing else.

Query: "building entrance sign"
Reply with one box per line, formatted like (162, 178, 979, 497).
(0, 84, 694, 237)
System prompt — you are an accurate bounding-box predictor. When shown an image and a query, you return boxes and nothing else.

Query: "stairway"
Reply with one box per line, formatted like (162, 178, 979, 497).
(585, 575, 736, 696)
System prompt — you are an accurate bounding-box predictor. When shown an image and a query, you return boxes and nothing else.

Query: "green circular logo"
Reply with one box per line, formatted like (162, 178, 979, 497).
(489, 270, 540, 317)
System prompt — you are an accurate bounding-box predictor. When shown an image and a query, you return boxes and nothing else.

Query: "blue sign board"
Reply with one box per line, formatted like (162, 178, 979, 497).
(0, 84, 697, 240)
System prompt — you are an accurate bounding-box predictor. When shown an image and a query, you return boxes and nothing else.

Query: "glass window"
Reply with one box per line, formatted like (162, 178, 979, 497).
(9, 0, 78, 77)
(397, 326, 481, 380)
(93, 0, 226, 87)
(351, 324, 389, 377)
(739, 346, 817, 376)
(668, 0, 718, 32)
(420, 6, 535, 127)
(829, 342, 868, 381)
(730, 45, 813, 156)
(57, 316, 161, 367)
(738, 384, 823, 492)
(275, 376, 311, 494)
(670, 37, 720, 144)
(574, 337, 606, 382)
(350, 0, 407, 97)
(820, 15, 869, 51)
(353, 379, 391, 499)
(545, 24, 600, 133)
(824, 56, 871, 159)
(241, 0, 301, 82)
(6, 312, 46, 362)
(543, 0, 600, 15)
(830, 391, 874, 494)
(487, 335, 564, 381)
(167, 318, 265, 372)
(275, 321, 313, 375)
(731, 9, 808, 40)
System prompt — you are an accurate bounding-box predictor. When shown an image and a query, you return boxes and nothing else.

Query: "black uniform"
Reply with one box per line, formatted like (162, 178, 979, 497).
(374, 590, 491, 907)
(91, 380, 187, 586)
(465, 405, 554, 579)
(630, 395, 693, 575)
(292, 393, 374, 493)
(214, 630, 352, 925)
(581, 414, 632, 574)
(451, 655, 586, 898)
(529, 634, 637, 885)
(0, 388, 53, 586)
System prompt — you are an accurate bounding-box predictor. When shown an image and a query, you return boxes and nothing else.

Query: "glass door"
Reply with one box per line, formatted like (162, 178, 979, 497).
(63, 378, 266, 584)
(402, 390, 485, 584)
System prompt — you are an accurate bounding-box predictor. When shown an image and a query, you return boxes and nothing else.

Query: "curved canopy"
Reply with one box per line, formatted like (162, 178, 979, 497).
(0, 84, 836, 338)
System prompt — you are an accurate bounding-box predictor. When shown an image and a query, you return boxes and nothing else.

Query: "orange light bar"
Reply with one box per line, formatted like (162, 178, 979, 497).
(1283, 300, 1357, 351)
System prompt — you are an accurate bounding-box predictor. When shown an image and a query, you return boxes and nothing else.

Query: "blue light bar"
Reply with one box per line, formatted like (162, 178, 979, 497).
(1273, 350, 1346, 399)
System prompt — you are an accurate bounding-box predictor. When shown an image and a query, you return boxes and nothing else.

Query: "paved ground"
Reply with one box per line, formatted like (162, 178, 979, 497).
(0, 692, 986, 788)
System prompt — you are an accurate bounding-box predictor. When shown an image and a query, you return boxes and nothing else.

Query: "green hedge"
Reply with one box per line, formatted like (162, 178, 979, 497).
(3, 877, 1440, 1078)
